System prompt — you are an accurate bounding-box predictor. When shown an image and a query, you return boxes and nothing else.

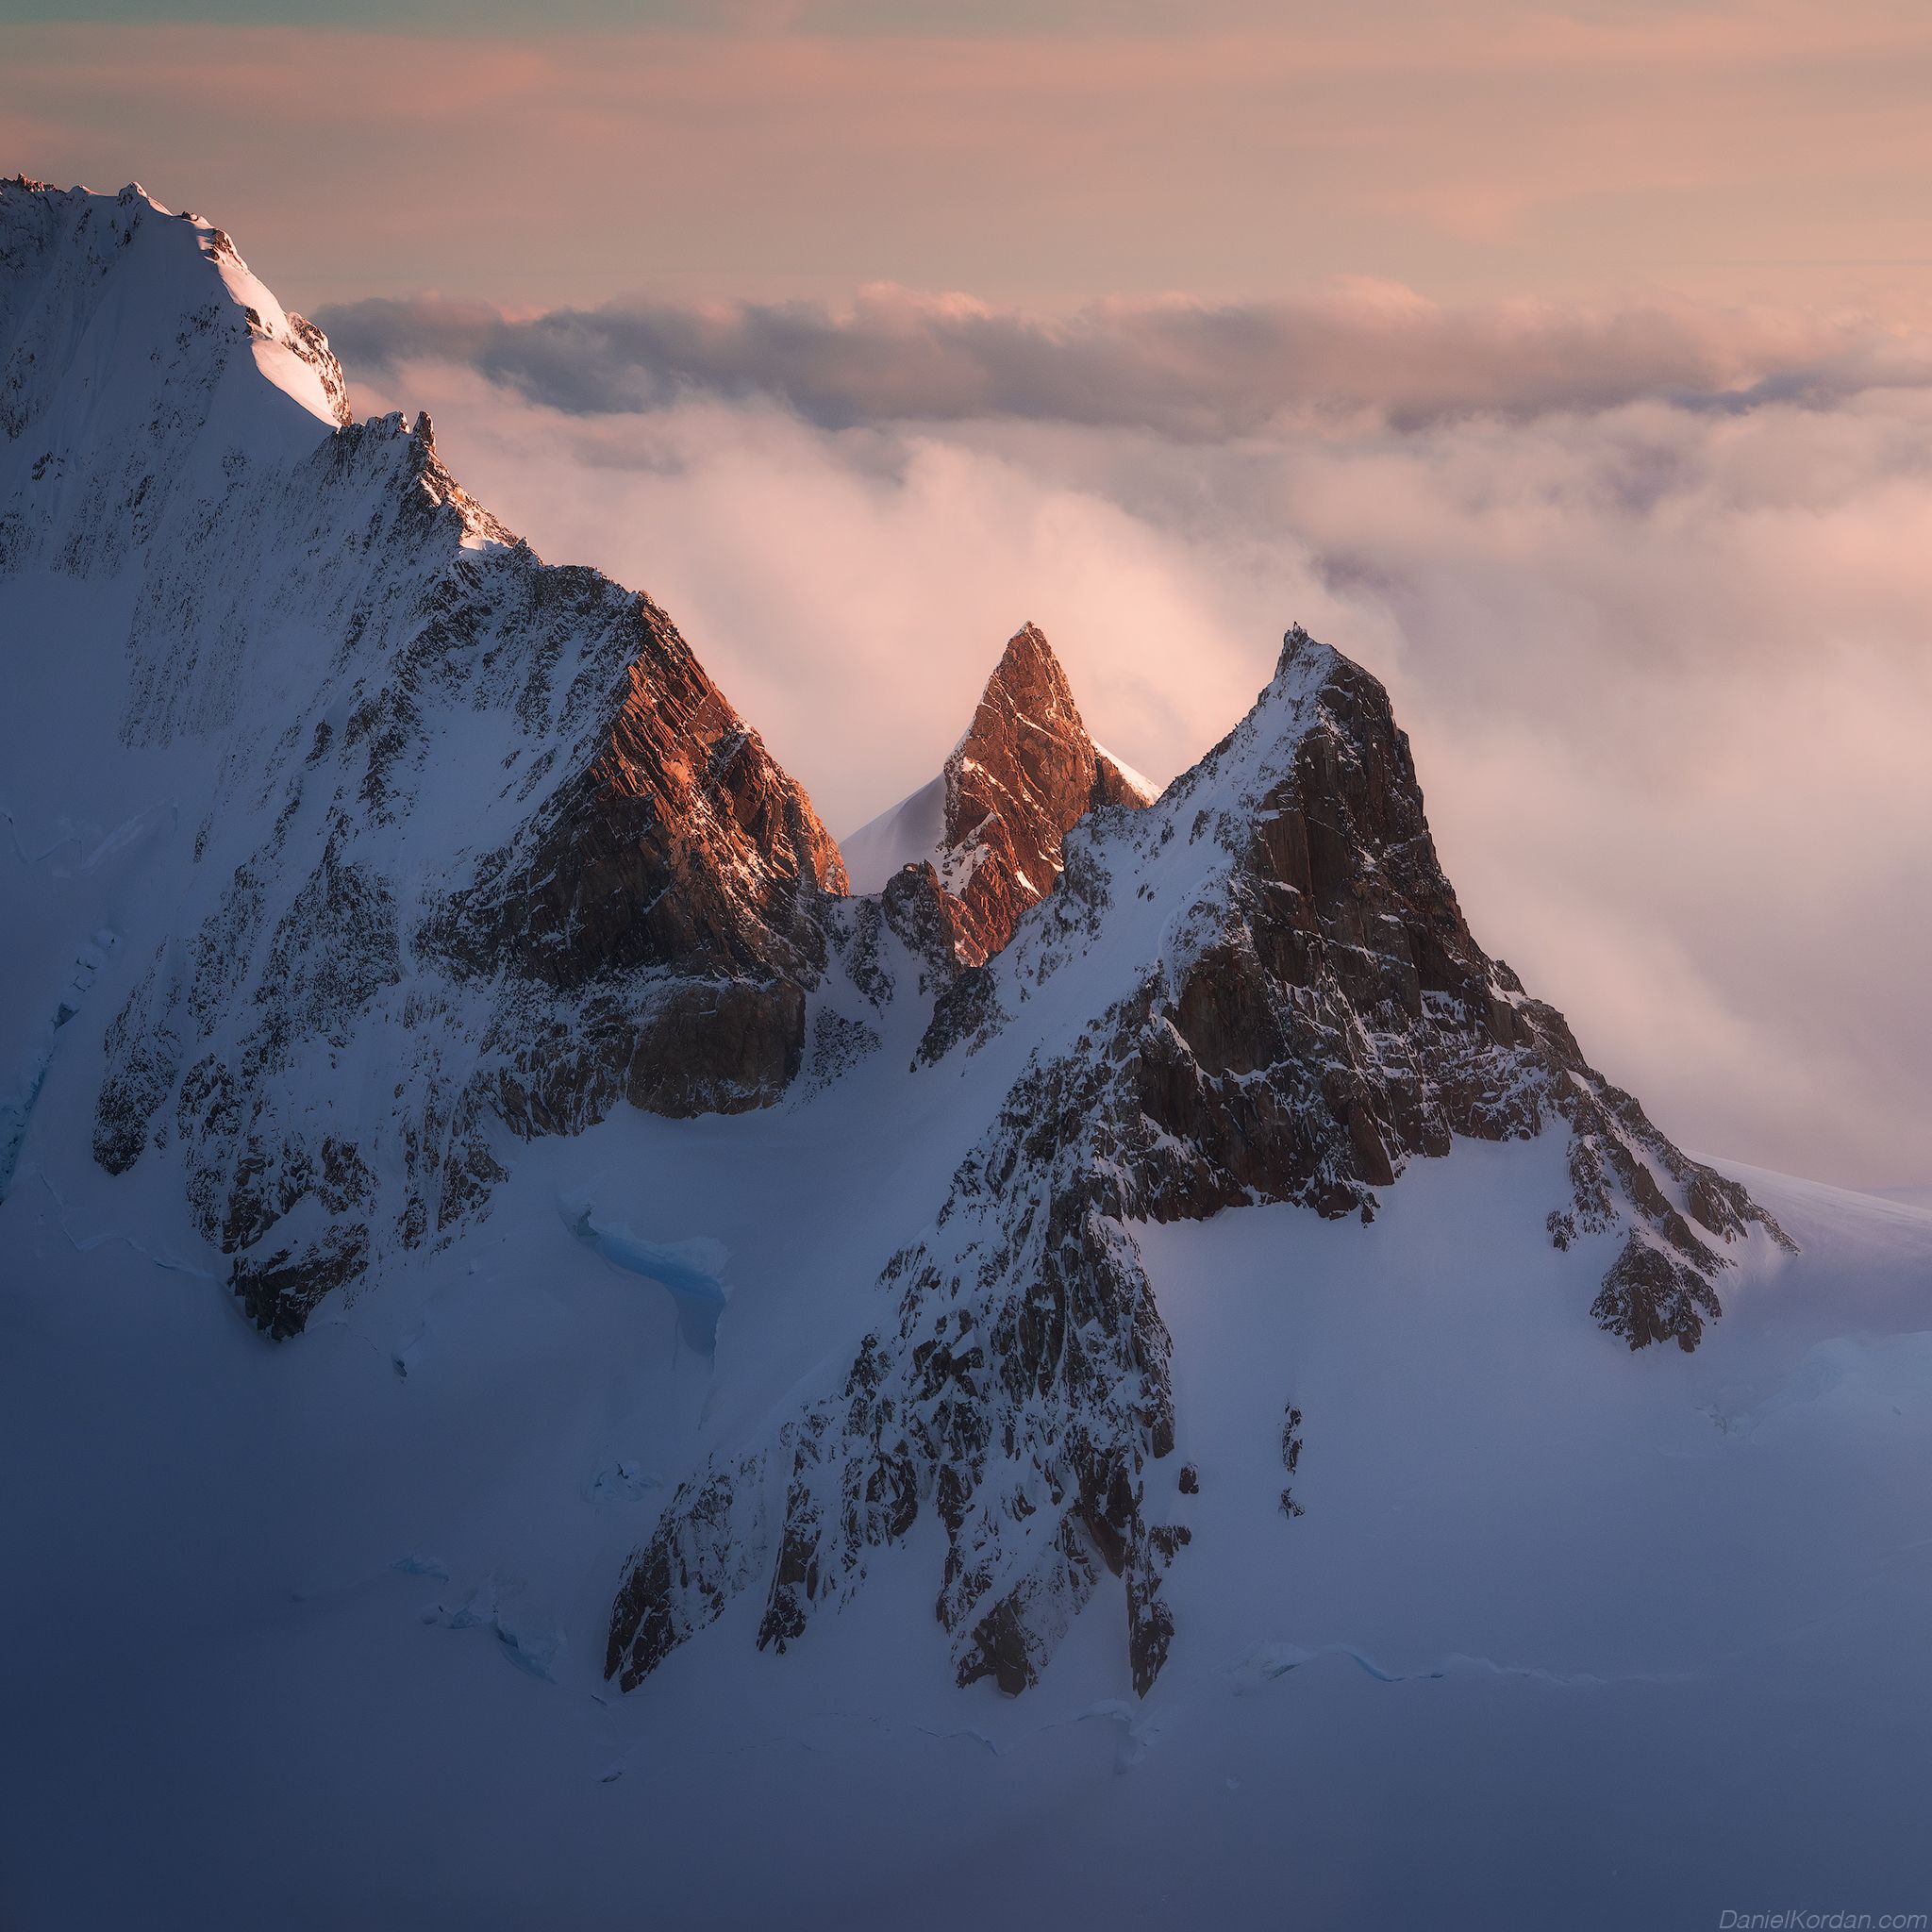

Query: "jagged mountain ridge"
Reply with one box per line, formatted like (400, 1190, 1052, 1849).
(608, 628, 1793, 1699)
(842, 622, 1156, 964)
(2, 179, 843, 1335)
(3, 181, 1790, 1707)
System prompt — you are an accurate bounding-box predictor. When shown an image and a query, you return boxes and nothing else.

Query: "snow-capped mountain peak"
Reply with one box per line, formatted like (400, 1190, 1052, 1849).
(15, 181, 1930, 1928)
(2, 178, 843, 1335)
(4, 188, 1787, 1693)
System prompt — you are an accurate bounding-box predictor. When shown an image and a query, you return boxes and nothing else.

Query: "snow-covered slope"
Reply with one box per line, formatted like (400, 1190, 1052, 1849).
(2, 179, 844, 1337)
(6, 1116, 1927, 1927)
(4, 181, 1926, 1929)
(841, 770, 949, 891)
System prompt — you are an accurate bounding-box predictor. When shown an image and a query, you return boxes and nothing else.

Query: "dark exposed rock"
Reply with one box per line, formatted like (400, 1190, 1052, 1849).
(1591, 1234, 1724, 1354)
(233, 1220, 370, 1340)
(1279, 1407, 1306, 1517)
(93, 946, 183, 1175)
(604, 1451, 770, 1689)
(914, 964, 1001, 1068)
(609, 1029, 1191, 1700)
(424, 590, 845, 1129)
(801, 1006, 884, 1095)
(879, 861, 968, 982)
(1088, 632, 1794, 1348)
(435, 610, 843, 996)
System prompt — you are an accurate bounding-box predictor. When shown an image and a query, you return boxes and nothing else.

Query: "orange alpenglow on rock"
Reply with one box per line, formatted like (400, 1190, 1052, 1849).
(842, 623, 1156, 964)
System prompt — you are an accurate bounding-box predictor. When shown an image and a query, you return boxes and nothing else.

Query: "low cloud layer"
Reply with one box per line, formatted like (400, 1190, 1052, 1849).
(320, 284, 1932, 437)
(340, 305, 1932, 1194)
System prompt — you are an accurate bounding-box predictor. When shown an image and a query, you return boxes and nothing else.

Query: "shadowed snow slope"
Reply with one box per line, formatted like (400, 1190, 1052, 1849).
(3, 181, 1925, 1930)
(5, 1124, 1927, 1928)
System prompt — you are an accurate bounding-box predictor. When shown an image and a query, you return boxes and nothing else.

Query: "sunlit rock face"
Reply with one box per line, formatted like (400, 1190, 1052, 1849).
(842, 623, 1156, 965)
(937, 623, 1156, 964)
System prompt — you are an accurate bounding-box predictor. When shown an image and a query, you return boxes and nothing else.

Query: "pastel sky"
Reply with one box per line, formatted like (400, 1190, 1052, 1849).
(8, 1, 1931, 1190)
(12, 1, 1932, 313)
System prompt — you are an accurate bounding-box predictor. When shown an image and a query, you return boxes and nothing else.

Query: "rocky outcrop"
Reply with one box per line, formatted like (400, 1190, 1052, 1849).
(441, 620, 844, 996)
(1111, 631, 1793, 1352)
(608, 627, 1793, 1703)
(607, 1018, 1196, 1701)
(842, 624, 1154, 964)
(938, 625, 1153, 963)
(426, 589, 846, 1138)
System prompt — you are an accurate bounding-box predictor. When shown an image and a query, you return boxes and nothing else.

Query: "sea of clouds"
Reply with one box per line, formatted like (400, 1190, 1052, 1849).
(326, 281, 1932, 1191)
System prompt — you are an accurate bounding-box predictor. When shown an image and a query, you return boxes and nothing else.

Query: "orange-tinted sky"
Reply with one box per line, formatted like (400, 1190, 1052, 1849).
(10, 2, 1932, 316)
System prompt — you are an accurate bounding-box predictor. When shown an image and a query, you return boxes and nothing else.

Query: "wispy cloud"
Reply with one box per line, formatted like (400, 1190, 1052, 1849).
(319, 282, 1932, 435)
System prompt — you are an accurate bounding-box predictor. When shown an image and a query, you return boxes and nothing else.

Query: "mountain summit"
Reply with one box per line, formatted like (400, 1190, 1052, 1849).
(842, 623, 1155, 963)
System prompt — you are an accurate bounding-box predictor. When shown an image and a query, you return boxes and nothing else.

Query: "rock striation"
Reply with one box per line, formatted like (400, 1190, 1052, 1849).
(841, 624, 1155, 964)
